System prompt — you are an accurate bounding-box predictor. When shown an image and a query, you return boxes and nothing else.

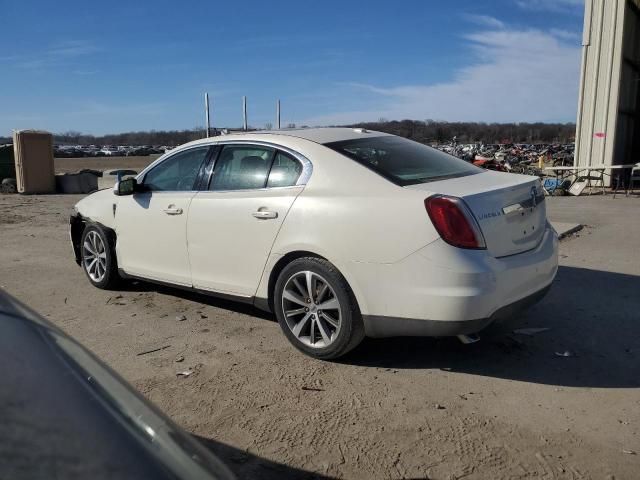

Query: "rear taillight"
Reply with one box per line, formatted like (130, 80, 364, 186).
(424, 195, 486, 249)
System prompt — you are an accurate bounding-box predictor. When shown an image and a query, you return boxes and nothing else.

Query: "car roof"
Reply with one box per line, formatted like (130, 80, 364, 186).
(254, 127, 391, 144)
(182, 127, 391, 149)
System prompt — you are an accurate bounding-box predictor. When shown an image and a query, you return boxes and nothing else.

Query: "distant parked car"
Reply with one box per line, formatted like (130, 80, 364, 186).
(0, 290, 234, 480)
(70, 128, 558, 359)
(100, 147, 119, 156)
(126, 146, 152, 156)
(84, 148, 100, 157)
(54, 146, 85, 158)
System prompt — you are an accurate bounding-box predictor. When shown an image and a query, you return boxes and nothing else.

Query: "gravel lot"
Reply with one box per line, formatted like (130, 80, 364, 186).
(1, 187, 639, 479)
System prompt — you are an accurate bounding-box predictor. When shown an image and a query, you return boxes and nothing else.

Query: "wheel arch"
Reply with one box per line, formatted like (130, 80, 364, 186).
(262, 250, 367, 316)
(72, 215, 117, 265)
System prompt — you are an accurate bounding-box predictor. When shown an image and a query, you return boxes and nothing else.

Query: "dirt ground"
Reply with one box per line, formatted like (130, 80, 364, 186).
(1, 189, 639, 479)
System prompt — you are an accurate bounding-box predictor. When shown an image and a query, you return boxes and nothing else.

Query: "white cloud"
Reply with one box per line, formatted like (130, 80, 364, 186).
(302, 25, 581, 125)
(550, 28, 581, 41)
(515, 0, 584, 13)
(47, 40, 98, 57)
(0, 40, 97, 70)
(463, 14, 505, 29)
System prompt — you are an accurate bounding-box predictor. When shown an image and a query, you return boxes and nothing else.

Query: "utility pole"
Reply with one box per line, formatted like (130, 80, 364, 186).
(242, 96, 248, 131)
(276, 99, 281, 129)
(204, 92, 211, 138)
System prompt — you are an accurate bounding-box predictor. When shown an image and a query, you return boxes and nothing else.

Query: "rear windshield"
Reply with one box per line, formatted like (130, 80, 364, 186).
(325, 135, 481, 186)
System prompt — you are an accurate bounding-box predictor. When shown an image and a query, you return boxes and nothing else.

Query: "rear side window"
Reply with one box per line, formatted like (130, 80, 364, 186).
(209, 145, 274, 191)
(325, 136, 481, 186)
(267, 152, 303, 187)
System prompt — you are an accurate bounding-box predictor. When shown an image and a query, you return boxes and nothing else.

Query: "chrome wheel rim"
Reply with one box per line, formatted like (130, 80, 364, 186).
(281, 271, 342, 348)
(83, 231, 107, 283)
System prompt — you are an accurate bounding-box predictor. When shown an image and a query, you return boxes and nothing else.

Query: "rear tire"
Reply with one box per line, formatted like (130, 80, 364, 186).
(1, 178, 17, 194)
(80, 224, 120, 290)
(274, 257, 365, 360)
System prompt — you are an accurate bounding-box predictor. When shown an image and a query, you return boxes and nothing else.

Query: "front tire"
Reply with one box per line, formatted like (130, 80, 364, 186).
(274, 257, 364, 360)
(80, 224, 120, 289)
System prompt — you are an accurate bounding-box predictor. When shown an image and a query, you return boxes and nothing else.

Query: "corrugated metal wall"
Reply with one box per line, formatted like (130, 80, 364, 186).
(574, 0, 626, 176)
(615, 1, 640, 167)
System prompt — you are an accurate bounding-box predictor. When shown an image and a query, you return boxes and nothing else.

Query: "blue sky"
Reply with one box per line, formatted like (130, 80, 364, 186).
(0, 0, 584, 135)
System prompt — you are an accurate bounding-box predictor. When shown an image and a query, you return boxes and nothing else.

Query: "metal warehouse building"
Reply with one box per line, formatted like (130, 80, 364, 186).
(575, 0, 640, 181)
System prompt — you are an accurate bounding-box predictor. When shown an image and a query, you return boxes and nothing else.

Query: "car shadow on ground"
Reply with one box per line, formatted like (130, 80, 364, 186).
(341, 266, 640, 389)
(118, 280, 274, 321)
(120, 266, 639, 389)
(194, 435, 333, 480)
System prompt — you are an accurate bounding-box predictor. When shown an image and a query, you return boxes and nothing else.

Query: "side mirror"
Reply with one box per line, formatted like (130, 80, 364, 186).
(114, 177, 137, 196)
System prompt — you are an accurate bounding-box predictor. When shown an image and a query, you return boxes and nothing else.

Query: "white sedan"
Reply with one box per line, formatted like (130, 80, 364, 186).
(70, 128, 558, 359)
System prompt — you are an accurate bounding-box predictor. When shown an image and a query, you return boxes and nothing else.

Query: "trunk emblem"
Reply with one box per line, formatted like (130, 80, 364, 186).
(478, 210, 503, 220)
(497, 186, 545, 218)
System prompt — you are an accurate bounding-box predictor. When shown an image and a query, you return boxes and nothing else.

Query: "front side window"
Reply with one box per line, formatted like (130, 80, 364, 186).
(325, 136, 481, 186)
(143, 147, 209, 191)
(209, 145, 274, 191)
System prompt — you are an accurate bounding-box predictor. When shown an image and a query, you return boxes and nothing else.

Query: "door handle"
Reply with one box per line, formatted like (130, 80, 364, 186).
(163, 205, 183, 215)
(252, 210, 278, 219)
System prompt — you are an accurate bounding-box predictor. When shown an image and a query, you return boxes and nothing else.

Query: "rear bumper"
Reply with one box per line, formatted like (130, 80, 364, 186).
(363, 284, 551, 337)
(347, 226, 558, 338)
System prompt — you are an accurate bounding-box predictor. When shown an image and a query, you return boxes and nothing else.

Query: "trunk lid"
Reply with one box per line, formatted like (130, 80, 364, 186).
(407, 171, 547, 258)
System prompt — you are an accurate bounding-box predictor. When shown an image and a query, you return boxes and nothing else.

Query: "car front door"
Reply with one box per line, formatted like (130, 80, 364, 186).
(187, 144, 307, 296)
(115, 146, 211, 286)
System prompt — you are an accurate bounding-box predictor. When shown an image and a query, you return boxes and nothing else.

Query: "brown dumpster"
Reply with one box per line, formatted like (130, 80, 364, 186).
(13, 130, 55, 194)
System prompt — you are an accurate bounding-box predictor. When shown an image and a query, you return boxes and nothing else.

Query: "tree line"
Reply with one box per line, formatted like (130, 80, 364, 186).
(0, 128, 207, 146)
(0, 120, 576, 146)
(53, 128, 208, 146)
(349, 120, 576, 144)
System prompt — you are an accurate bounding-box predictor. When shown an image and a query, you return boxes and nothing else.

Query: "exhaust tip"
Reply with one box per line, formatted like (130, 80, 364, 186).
(457, 333, 480, 345)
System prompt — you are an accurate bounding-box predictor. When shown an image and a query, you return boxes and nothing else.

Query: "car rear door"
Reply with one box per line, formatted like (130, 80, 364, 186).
(187, 143, 307, 296)
(115, 146, 211, 285)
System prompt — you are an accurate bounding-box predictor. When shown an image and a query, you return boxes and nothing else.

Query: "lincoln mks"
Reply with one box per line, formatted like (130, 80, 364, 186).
(70, 128, 558, 359)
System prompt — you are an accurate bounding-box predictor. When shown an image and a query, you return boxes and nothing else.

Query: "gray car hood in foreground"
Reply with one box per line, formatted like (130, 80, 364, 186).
(0, 291, 234, 480)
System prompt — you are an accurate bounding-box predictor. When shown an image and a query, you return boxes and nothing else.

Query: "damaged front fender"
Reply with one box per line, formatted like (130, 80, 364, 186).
(69, 210, 84, 265)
